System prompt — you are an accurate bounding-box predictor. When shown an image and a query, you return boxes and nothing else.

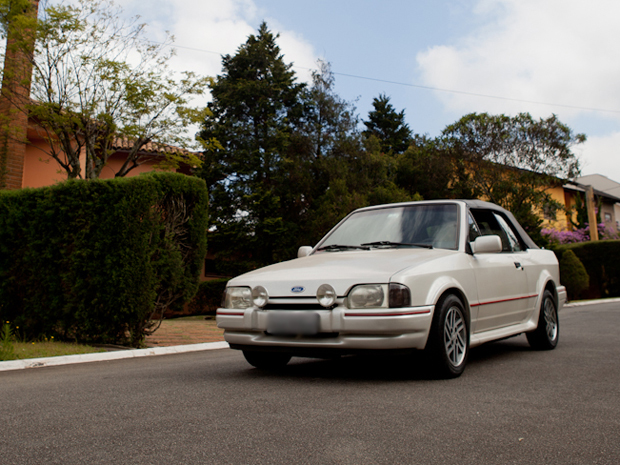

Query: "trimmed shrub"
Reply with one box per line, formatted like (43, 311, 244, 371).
(558, 249, 589, 300)
(0, 172, 208, 347)
(554, 240, 620, 299)
(182, 278, 230, 316)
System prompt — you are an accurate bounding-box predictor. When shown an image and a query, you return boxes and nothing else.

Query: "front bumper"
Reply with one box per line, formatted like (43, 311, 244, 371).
(557, 285, 567, 310)
(216, 305, 434, 351)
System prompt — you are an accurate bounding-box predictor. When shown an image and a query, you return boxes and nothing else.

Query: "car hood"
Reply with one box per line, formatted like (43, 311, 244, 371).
(227, 248, 455, 297)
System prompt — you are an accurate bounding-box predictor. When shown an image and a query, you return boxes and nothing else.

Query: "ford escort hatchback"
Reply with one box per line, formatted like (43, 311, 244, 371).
(216, 200, 566, 378)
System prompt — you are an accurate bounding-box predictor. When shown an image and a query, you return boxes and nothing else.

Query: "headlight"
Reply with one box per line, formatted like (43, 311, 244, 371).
(389, 283, 411, 308)
(222, 287, 252, 309)
(317, 284, 337, 307)
(347, 285, 386, 308)
(252, 286, 269, 308)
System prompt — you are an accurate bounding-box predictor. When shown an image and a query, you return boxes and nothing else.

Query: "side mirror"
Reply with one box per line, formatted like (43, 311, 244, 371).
(471, 235, 502, 254)
(297, 246, 313, 258)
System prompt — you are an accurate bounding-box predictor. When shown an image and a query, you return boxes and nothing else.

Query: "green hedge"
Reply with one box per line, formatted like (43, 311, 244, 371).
(554, 240, 620, 299)
(558, 249, 589, 300)
(182, 278, 230, 316)
(0, 172, 208, 346)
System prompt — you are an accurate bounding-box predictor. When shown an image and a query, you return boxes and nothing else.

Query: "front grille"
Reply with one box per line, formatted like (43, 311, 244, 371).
(264, 303, 327, 311)
(265, 331, 339, 338)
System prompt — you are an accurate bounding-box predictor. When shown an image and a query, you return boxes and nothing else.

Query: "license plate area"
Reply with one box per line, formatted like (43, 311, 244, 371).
(266, 311, 320, 336)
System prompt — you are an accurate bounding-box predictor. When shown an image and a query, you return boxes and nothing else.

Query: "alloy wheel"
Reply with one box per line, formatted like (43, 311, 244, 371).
(543, 298, 558, 342)
(444, 305, 467, 367)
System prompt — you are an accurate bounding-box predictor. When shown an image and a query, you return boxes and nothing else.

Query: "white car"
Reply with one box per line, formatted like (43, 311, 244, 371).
(217, 200, 566, 378)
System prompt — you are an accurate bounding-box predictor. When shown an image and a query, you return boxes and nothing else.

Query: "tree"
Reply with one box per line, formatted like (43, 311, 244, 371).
(441, 112, 584, 240)
(363, 94, 412, 155)
(396, 135, 474, 201)
(291, 60, 366, 243)
(197, 31, 415, 272)
(1, 0, 210, 180)
(198, 22, 306, 271)
(293, 62, 411, 246)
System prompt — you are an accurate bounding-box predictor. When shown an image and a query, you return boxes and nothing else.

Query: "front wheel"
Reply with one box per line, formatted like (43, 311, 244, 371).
(243, 350, 292, 370)
(526, 290, 559, 350)
(425, 294, 469, 379)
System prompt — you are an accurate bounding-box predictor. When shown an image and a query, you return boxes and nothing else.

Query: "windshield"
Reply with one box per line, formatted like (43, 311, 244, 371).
(319, 204, 459, 251)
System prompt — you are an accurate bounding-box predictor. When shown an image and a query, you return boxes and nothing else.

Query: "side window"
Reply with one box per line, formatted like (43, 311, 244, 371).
(493, 213, 524, 252)
(470, 209, 501, 238)
(470, 209, 524, 252)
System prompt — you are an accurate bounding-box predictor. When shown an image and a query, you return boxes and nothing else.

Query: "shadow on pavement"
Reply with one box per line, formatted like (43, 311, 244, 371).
(235, 335, 535, 382)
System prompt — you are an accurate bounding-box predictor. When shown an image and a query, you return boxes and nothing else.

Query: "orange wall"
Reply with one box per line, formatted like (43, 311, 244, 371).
(98, 153, 165, 180)
(22, 143, 167, 188)
(22, 141, 69, 188)
(541, 185, 573, 230)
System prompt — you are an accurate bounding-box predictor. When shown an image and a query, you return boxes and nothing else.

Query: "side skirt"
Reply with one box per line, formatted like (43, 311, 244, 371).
(469, 320, 537, 348)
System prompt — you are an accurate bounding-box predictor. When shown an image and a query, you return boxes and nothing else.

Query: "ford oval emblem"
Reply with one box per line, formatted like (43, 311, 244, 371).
(291, 286, 305, 293)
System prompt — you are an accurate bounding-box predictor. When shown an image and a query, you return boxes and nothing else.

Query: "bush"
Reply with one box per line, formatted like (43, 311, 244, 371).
(182, 278, 230, 316)
(554, 240, 620, 299)
(0, 172, 208, 347)
(558, 250, 589, 300)
(0, 321, 15, 361)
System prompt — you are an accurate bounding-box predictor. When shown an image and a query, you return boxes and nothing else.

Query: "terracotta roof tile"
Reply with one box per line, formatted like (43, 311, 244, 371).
(111, 137, 194, 156)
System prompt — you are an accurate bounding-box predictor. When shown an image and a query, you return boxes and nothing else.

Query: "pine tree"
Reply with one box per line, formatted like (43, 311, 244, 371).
(363, 94, 412, 155)
(198, 22, 306, 271)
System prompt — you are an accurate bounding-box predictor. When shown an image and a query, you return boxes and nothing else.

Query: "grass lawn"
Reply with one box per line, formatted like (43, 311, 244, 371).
(0, 315, 223, 361)
(3, 341, 107, 361)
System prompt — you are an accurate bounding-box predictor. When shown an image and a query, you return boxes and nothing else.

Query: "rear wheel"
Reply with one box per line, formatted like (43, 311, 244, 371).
(243, 350, 292, 370)
(526, 290, 559, 350)
(425, 294, 469, 379)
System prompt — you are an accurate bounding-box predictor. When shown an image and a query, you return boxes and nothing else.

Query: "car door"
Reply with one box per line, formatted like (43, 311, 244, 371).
(469, 210, 535, 333)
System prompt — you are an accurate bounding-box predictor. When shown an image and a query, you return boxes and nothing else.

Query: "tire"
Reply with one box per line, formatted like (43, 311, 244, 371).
(425, 294, 469, 379)
(242, 350, 292, 370)
(526, 290, 559, 350)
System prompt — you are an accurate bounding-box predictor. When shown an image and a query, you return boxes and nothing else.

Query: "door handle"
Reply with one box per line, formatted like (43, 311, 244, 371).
(514, 262, 523, 270)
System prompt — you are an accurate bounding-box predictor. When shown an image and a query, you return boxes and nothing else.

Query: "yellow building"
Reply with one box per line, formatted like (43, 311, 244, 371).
(542, 181, 620, 232)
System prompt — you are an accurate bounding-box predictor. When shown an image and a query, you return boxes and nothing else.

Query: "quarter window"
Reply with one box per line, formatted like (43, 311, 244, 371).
(493, 213, 523, 252)
(468, 212, 481, 241)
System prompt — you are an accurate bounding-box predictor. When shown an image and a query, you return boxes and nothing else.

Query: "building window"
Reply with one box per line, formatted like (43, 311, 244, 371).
(543, 203, 557, 221)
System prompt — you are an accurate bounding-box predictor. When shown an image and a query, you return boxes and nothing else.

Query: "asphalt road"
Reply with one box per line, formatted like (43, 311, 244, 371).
(1, 302, 619, 465)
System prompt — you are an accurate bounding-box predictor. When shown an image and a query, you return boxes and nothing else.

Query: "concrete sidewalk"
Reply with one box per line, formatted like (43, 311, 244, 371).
(0, 341, 229, 372)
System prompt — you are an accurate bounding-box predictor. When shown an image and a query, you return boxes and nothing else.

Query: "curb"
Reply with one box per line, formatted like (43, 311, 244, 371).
(0, 341, 229, 372)
(564, 297, 620, 308)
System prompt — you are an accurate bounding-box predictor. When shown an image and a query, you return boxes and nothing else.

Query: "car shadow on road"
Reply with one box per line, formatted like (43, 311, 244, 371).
(240, 336, 534, 382)
(467, 335, 532, 365)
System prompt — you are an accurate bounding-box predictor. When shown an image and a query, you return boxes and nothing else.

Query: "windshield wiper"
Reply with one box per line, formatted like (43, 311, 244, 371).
(361, 241, 433, 249)
(317, 244, 371, 252)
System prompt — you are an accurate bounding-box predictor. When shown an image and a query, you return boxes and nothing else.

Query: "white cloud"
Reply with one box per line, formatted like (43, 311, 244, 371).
(416, 0, 620, 120)
(577, 133, 620, 180)
(118, 0, 317, 83)
(112, 0, 318, 142)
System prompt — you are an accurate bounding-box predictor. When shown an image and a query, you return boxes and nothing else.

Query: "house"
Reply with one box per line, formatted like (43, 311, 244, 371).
(576, 174, 620, 230)
(0, 0, 194, 190)
(542, 179, 620, 232)
(19, 123, 193, 189)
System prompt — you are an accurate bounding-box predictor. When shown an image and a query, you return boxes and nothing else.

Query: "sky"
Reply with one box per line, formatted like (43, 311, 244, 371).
(103, 0, 620, 182)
